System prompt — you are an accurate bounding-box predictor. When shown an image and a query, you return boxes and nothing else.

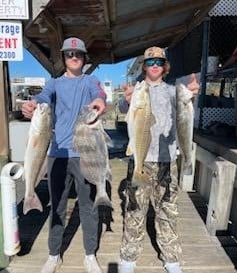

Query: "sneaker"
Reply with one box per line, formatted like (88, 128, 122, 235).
(84, 255, 102, 273)
(164, 262, 182, 273)
(40, 256, 62, 273)
(119, 259, 135, 273)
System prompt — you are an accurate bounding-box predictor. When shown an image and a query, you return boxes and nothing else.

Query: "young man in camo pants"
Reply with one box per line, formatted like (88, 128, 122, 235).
(118, 46, 199, 273)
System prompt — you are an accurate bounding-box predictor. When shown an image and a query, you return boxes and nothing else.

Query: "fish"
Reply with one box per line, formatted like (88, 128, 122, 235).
(72, 106, 113, 208)
(125, 80, 155, 185)
(176, 83, 194, 175)
(23, 103, 52, 214)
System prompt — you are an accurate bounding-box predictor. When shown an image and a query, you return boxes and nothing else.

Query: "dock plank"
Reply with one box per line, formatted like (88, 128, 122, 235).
(3, 158, 236, 273)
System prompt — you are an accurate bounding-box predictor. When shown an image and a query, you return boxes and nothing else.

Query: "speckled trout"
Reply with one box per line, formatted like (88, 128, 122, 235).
(73, 106, 113, 207)
(23, 103, 52, 214)
(176, 83, 194, 175)
(125, 80, 155, 185)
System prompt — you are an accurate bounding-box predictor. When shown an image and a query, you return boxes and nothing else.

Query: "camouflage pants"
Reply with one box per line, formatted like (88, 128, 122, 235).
(120, 161, 182, 263)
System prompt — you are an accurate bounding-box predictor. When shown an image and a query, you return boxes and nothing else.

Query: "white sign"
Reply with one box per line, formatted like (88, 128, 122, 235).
(25, 77, 46, 86)
(0, 0, 29, 19)
(0, 21, 23, 61)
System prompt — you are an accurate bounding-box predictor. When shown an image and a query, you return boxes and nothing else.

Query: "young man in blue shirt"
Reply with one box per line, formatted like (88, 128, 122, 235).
(22, 37, 106, 273)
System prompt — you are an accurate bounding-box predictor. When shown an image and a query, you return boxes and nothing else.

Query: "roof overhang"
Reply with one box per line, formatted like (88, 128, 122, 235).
(23, 0, 219, 76)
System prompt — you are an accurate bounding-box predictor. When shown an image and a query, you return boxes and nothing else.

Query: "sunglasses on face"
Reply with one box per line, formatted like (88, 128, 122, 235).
(144, 58, 166, 67)
(64, 51, 84, 59)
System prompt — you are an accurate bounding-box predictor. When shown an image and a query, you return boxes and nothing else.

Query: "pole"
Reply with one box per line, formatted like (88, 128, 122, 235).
(198, 17, 210, 129)
(0, 61, 10, 268)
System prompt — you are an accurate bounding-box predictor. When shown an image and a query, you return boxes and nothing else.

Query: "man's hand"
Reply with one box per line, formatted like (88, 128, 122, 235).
(186, 73, 199, 96)
(122, 83, 134, 104)
(89, 98, 106, 115)
(21, 100, 37, 119)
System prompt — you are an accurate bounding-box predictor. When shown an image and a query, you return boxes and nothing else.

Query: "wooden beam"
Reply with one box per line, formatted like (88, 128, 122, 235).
(108, 0, 116, 23)
(206, 157, 236, 235)
(41, 9, 64, 47)
(196, 144, 237, 235)
(23, 37, 53, 75)
(196, 145, 217, 167)
(84, 28, 106, 48)
(36, 10, 65, 76)
(101, 0, 111, 29)
(194, 133, 237, 165)
(114, 0, 217, 30)
(114, 24, 185, 50)
(63, 26, 108, 38)
(170, 1, 218, 47)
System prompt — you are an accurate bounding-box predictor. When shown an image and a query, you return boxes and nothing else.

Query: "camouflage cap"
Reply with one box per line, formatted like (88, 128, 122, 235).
(144, 46, 166, 60)
(60, 37, 87, 53)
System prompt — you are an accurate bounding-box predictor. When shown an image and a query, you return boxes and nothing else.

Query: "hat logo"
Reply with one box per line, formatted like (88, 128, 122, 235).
(71, 39, 78, 48)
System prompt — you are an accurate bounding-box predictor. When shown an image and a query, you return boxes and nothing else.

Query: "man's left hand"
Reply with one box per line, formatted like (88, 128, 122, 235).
(187, 73, 200, 96)
(89, 98, 106, 115)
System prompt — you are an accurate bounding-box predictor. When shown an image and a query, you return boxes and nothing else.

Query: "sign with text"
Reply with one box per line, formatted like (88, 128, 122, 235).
(0, 21, 23, 61)
(0, 0, 29, 19)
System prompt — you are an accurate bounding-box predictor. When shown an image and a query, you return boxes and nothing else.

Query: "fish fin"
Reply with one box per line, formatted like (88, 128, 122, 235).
(23, 193, 43, 215)
(150, 113, 156, 126)
(126, 145, 133, 156)
(182, 163, 193, 175)
(106, 169, 112, 183)
(132, 171, 150, 186)
(93, 193, 112, 208)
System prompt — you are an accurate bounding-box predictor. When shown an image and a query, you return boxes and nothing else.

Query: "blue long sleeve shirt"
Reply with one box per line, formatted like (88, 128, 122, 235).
(34, 74, 106, 158)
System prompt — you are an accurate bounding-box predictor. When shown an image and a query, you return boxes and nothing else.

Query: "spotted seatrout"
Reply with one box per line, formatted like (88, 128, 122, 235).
(176, 83, 194, 175)
(73, 106, 113, 207)
(23, 103, 52, 214)
(125, 80, 155, 185)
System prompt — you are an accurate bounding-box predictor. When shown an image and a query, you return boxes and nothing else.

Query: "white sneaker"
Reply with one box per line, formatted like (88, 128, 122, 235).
(164, 262, 182, 273)
(40, 256, 62, 273)
(119, 259, 135, 273)
(84, 255, 102, 273)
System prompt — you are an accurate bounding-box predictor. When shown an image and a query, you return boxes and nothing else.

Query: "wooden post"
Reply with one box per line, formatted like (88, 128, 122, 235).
(234, 84, 237, 139)
(198, 17, 210, 129)
(0, 61, 10, 267)
(196, 145, 216, 200)
(206, 157, 236, 236)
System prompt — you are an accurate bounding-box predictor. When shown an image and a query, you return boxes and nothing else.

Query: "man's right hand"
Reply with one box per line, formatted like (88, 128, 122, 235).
(21, 100, 37, 119)
(122, 83, 134, 104)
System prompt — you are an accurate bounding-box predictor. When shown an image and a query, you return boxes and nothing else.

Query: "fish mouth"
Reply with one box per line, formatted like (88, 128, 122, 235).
(37, 103, 49, 113)
(86, 116, 99, 127)
(85, 109, 99, 125)
(86, 116, 98, 125)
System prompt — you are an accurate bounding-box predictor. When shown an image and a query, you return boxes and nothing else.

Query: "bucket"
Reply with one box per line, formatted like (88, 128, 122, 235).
(1, 162, 24, 256)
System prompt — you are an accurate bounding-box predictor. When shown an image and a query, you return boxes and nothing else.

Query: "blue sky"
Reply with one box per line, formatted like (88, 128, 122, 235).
(8, 49, 134, 89)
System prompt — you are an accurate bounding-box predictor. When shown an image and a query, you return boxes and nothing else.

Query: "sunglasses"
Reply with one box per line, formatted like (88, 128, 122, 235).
(64, 51, 84, 59)
(144, 58, 166, 67)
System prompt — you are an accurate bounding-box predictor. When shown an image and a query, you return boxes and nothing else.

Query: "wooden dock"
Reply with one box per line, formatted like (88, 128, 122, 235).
(1, 157, 236, 273)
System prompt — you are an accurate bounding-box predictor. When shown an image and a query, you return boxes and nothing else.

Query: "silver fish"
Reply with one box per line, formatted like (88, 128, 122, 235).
(23, 103, 52, 214)
(73, 106, 113, 207)
(125, 80, 155, 185)
(176, 84, 194, 175)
